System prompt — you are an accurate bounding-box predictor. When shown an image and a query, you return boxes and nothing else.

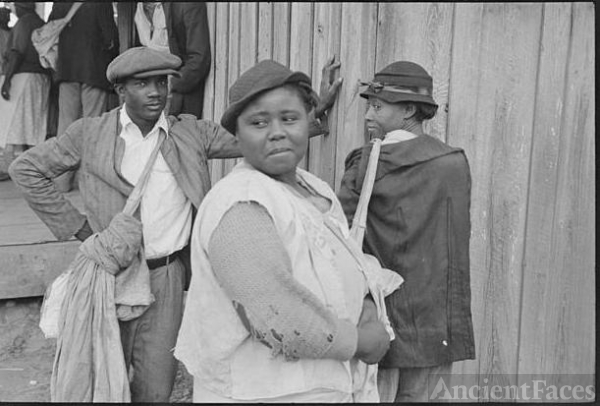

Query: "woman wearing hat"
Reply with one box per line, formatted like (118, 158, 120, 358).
(175, 60, 402, 402)
(338, 61, 476, 402)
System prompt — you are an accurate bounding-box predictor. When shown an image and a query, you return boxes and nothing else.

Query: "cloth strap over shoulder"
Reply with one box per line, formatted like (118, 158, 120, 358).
(350, 138, 382, 245)
(122, 131, 166, 216)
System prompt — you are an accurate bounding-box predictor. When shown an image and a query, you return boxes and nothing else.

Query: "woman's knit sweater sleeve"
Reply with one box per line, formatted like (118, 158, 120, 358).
(208, 201, 358, 362)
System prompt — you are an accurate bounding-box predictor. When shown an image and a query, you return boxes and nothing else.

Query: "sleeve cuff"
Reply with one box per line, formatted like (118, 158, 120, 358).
(322, 318, 358, 361)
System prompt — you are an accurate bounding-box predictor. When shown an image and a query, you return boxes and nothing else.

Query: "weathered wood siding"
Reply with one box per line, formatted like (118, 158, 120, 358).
(202, 2, 595, 390)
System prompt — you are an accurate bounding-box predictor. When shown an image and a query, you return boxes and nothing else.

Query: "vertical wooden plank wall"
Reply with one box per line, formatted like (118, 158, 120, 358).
(446, 4, 487, 382)
(376, 3, 454, 142)
(201, 2, 595, 390)
(307, 3, 342, 185)
(449, 3, 544, 388)
(518, 1, 595, 385)
(333, 2, 379, 189)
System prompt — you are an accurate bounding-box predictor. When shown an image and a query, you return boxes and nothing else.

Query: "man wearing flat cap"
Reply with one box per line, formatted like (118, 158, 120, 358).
(338, 61, 475, 402)
(9, 46, 341, 402)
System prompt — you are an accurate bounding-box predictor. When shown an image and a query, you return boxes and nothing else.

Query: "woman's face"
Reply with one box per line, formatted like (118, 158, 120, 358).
(364, 96, 411, 135)
(236, 86, 309, 185)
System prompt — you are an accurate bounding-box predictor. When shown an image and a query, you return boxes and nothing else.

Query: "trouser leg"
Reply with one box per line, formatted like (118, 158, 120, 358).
(55, 82, 82, 192)
(81, 84, 108, 118)
(394, 363, 453, 402)
(57, 82, 82, 136)
(120, 259, 185, 403)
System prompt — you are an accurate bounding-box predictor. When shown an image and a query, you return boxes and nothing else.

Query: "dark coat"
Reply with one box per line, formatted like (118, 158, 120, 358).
(48, 2, 119, 91)
(8, 9, 46, 74)
(338, 134, 476, 368)
(122, 2, 211, 118)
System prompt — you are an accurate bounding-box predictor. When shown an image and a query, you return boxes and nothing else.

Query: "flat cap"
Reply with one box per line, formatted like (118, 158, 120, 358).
(221, 60, 312, 135)
(106, 46, 182, 84)
(360, 61, 437, 106)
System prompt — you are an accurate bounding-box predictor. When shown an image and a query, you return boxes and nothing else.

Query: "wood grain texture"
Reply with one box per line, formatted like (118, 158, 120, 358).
(289, 2, 314, 170)
(0, 182, 83, 246)
(333, 2, 379, 191)
(257, 3, 274, 61)
(0, 242, 80, 299)
(475, 3, 543, 385)
(307, 3, 342, 185)
(202, 2, 217, 123)
(214, 2, 243, 180)
(518, 2, 595, 383)
(209, 3, 232, 185)
(446, 3, 486, 380)
(376, 3, 454, 142)
(272, 3, 291, 66)
(447, 3, 544, 388)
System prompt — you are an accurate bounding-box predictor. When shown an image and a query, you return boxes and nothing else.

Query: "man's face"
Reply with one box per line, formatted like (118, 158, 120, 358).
(364, 96, 412, 136)
(116, 75, 168, 125)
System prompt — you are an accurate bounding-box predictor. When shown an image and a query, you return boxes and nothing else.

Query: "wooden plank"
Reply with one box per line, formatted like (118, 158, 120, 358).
(289, 2, 314, 170)
(215, 3, 242, 180)
(0, 224, 77, 246)
(333, 2, 379, 191)
(0, 181, 84, 245)
(375, 3, 454, 142)
(0, 195, 81, 227)
(446, 3, 544, 389)
(209, 3, 232, 185)
(202, 2, 217, 121)
(445, 3, 485, 378)
(272, 3, 291, 66)
(257, 3, 273, 61)
(518, 1, 595, 384)
(239, 2, 258, 72)
(0, 241, 80, 299)
(307, 3, 343, 188)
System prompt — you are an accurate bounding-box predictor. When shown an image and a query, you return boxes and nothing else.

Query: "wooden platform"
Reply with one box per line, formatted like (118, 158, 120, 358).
(0, 180, 84, 299)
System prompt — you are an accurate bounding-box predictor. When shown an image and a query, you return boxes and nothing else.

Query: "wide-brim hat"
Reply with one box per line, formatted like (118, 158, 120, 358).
(106, 46, 182, 84)
(360, 61, 437, 107)
(221, 60, 312, 135)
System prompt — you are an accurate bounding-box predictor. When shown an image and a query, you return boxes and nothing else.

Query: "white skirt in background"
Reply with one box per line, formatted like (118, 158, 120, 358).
(0, 72, 50, 148)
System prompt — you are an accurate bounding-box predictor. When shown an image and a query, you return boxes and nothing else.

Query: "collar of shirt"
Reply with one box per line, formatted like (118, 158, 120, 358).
(119, 104, 169, 141)
(381, 129, 418, 145)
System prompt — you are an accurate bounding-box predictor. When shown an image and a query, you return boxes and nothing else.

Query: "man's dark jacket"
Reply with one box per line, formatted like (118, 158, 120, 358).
(118, 2, 211, 118)
(48, 2, 119, 91)
(338, 134, 476, 368)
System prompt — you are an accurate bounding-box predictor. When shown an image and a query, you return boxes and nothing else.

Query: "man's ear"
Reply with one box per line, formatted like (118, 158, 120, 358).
(114, 82, 125, 97)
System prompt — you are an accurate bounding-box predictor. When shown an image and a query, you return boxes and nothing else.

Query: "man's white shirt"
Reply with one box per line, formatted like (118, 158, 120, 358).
(119, 105, 192, 259)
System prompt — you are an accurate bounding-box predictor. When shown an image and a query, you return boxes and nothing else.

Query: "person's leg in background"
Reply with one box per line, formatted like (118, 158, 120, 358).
(54, 82, 82, 192)
(395, 363, 452, 402)
(81, 83, 108, 118)
(56, 82, 82, 137)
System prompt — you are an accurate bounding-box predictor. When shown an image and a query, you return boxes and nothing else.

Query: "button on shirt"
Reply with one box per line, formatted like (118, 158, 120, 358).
(119, 106, 192, 259)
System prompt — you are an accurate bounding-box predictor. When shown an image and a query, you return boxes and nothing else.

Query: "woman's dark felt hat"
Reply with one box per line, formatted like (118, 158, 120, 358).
(360, 61, 438, 107)
(221, 60, 312, 135)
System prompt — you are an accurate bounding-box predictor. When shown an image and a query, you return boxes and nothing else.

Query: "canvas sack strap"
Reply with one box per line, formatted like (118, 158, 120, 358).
(122, 131, 166, 216)
(64, 2, 83, 23)
(349, 138, 382, 245)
